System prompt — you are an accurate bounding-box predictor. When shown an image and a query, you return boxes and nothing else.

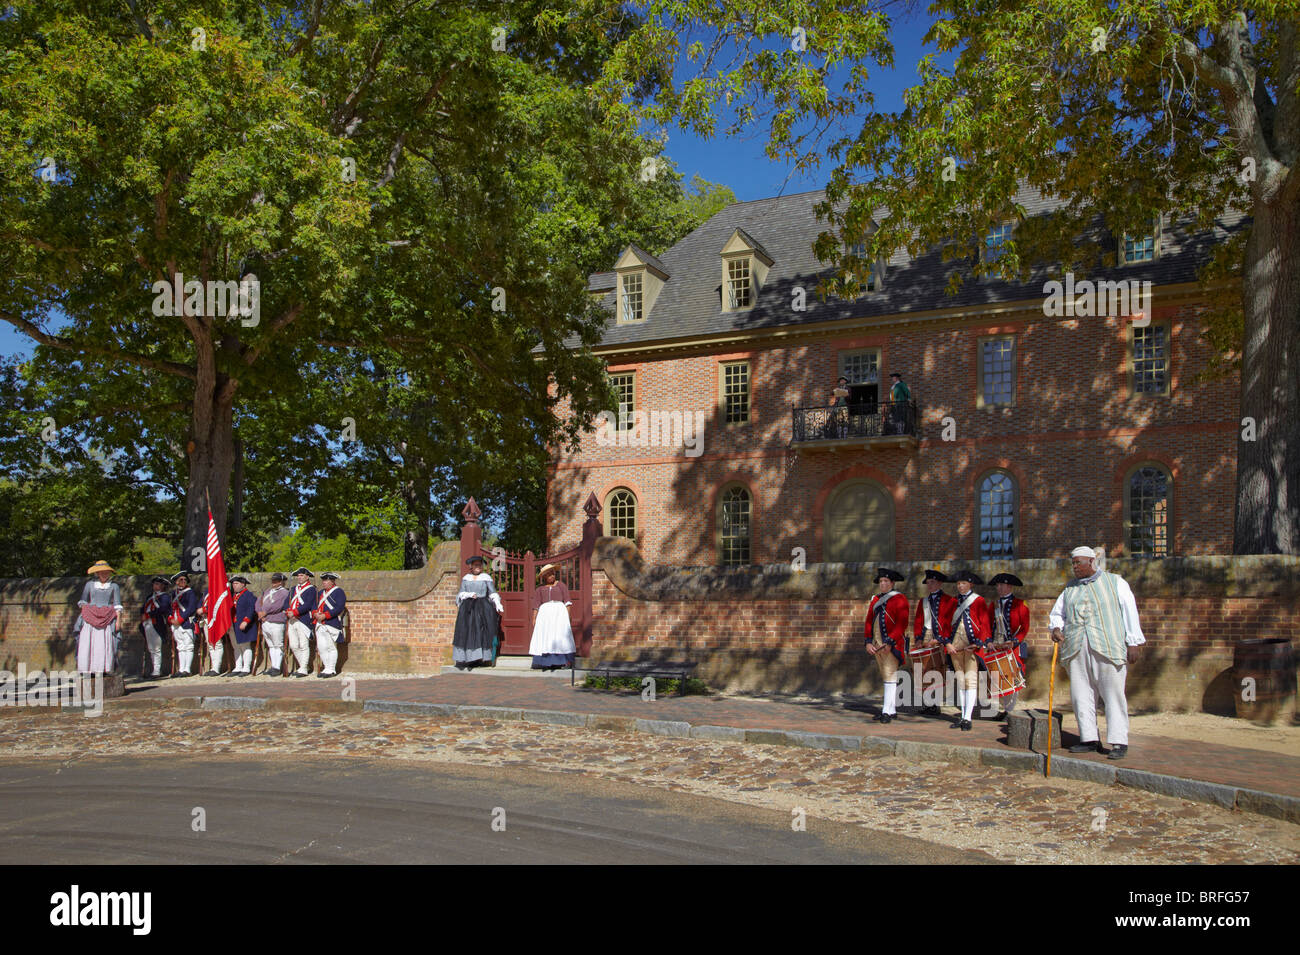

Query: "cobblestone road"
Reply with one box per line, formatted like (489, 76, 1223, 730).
(2, 709, 1296, 865)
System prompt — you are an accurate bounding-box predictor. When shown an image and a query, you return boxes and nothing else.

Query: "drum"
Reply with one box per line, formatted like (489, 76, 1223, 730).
(984, 648, 1026, 697)
(909, 643, 947, 680)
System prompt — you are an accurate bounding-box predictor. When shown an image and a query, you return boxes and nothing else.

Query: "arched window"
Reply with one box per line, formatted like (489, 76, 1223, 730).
(1126, 465, 1171, 557)
(718, 485, 752, 566)
(978, 471, 1017, 559)
(604, 488, 636, 540)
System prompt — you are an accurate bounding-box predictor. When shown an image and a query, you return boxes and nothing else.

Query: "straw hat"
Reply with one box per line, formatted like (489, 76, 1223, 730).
(537, 563, 559, 581)
(87, 560, 114, 575)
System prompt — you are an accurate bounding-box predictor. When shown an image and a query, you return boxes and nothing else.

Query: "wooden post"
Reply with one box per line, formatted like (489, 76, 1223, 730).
(578, 492, 601, 657)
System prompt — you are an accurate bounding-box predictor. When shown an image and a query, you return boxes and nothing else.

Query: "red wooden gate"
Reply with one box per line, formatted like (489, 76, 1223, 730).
(458, 494, 600, 657)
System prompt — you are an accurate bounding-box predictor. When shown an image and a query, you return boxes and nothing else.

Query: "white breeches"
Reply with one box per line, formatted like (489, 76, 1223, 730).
(316, 623, 340, 673)
(142, 621, 164, 675)
(262, 622, 286, 669)
(287, 618, 313, 672)
(171, 625, 196, 673)
(1068, 645, 1130, 745)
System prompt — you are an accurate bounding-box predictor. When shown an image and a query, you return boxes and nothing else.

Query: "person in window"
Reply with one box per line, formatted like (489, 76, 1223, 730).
(886, 372, 910, 434)
(453, 556, 503, 668)
(529, 563, 576, 670)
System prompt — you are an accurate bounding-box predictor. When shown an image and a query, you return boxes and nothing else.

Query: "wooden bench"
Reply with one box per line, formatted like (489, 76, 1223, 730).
(572, 660, 698, 696)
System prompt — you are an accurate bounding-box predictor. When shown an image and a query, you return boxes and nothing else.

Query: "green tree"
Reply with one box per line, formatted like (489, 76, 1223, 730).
(604, 1, 1299, 554)
(0, 1, 668, 563)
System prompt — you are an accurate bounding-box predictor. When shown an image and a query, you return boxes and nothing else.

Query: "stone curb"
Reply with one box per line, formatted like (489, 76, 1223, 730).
(200, 696, 267, 710)
(91, 693, 1296, 822)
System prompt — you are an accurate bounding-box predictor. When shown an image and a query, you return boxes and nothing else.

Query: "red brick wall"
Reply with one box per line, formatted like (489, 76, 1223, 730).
(548, 298, 1239, 563)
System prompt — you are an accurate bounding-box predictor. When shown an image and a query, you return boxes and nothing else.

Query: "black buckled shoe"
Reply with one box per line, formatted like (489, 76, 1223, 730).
(266, 668, 281, 677)
(1069, 741, 1101, 754)
(960, 719, 972, 731)
(1107, 744, 1129, 760)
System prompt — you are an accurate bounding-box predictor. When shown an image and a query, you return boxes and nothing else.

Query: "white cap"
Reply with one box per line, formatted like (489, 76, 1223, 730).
(1070, 546, 1097, 559)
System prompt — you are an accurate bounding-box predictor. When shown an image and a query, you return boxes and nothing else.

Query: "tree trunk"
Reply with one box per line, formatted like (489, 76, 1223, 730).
(181, 349, 238, 567)
(402, 468, 430, 569)
(1234, 194, 1300, 554)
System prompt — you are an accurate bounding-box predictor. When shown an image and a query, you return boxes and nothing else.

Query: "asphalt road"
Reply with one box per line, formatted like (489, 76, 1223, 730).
(0, 756, 989, 864)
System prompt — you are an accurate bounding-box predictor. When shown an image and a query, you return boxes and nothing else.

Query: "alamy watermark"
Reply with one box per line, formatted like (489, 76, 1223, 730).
(151, 271, 260, 326)
(594, 409, 705, 458)
(0, 665, 104, 716)
(1042, 274, 1152, 321)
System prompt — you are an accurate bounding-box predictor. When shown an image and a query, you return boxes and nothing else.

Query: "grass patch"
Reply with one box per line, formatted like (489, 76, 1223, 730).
(583, 675, 709, 696)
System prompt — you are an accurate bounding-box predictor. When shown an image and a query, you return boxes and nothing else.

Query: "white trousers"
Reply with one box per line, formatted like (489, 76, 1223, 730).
(208, 638, 224, 672)
(287, 618, 313, 673)
(171, 625, 195, 674)
(316, 623, 340, 674)
(262, 622, 286, 670)
(142, 621, 164, 676)
(1068, 645, 1130, 745)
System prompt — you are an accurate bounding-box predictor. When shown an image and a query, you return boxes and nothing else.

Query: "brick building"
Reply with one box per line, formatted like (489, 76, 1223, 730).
(547, 185, 1241, 565)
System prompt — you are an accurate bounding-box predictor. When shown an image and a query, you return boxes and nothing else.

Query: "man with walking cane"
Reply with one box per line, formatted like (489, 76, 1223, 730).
(1049, 546, 1145, 760)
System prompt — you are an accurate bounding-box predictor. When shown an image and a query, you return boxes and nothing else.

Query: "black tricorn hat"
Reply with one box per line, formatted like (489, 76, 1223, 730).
(320, 571, 340, 581)
(923, 569, 949, 583)
(990, 572, 1023, 587)
(466, 555, 486, 566)
(874, 567, 905, 583)
(954, 570, 984, 585)
(170, 571, 190, 584)
(292, 567, 314, 578)
(150, 575, 170, 585)
(229, 575, 249, 585)
(270, 572, 287, 582)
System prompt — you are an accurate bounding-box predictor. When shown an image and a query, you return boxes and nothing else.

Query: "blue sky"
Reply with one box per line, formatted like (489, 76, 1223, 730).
(0, 13, 941, 357)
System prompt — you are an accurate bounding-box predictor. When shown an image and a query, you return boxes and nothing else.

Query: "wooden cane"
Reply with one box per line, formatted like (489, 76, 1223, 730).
(1047, 641, 1059, 777)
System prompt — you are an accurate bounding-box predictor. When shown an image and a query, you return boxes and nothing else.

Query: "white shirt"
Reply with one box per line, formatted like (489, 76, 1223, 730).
(1049, 572, 1146, 646)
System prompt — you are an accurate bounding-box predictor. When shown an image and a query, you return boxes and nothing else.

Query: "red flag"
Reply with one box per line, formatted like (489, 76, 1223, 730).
(202, 508, 232, 647)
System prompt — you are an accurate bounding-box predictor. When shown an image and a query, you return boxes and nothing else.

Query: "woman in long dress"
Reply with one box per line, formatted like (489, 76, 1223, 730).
(77, 560, 123, 673)
(453, 556, 502, 668)
(529, 564, 576, 670)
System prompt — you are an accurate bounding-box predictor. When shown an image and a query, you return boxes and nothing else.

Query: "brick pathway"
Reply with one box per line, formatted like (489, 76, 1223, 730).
(125, 673, 1300, 798)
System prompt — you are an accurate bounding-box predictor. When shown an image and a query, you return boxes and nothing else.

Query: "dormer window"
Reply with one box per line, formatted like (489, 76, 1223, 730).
(720, 228, 773, 313)
(1121, 216, 1162, 265)
(983, 223, 1013, 265)
(621, 272, 643, 322)
(847, 242, 884, 293)
(612, 245, 669, 325)
(727, 258, 751, 308)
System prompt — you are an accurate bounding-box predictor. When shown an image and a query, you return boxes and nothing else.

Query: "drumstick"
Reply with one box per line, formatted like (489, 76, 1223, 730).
(1047, 641, 1059, 777)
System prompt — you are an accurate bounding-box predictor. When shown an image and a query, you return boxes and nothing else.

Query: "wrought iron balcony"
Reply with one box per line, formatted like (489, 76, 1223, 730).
(791, 400, 919, 449)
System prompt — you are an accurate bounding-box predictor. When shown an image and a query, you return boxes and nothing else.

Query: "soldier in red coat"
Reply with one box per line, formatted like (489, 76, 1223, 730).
(989, 572, 1030, 716)
(912, 569, 958, 715)
(865, 568, 909, 724)
(945, 570, 991, 731)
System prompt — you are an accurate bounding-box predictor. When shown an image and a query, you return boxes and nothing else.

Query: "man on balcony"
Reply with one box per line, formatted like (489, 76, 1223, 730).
(886, 372, 910, 435)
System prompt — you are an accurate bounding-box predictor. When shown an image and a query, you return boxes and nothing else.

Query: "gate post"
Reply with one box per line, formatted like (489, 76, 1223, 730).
(459, 498, 483, 567)
(578, 492, 601, 657)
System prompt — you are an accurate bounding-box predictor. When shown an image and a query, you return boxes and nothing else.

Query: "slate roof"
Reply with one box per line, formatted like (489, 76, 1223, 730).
(580, 183, 1244, 351)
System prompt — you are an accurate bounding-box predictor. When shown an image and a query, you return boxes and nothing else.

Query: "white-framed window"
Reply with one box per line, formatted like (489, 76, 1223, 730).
(1126, 464, 1171, 557)
(727, 257, 752, 309)
(718, 485, 752, 566)
(978, 336, 1015, 407)
(839, 350, 880, 386)
(1130, 322, 1170, 396)
(1121, 217, 1162, 265)
(605, 488, 637, 539)
(983, 222, 1013, 265)
(721, 361, 750, 424)
(978, 471, 1017, 559)
(609, 371, 635, 430)
(848, 242, 882, 292)
(620, 272, 643, 323)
